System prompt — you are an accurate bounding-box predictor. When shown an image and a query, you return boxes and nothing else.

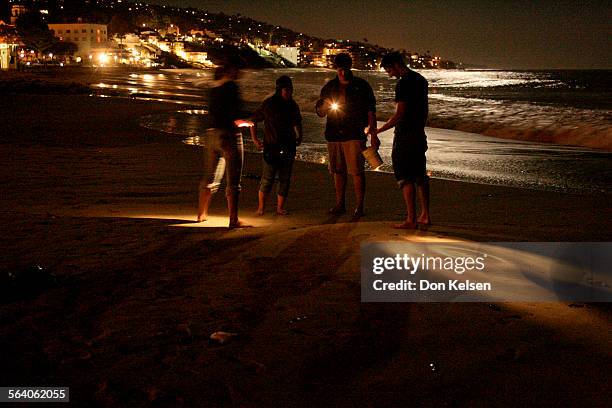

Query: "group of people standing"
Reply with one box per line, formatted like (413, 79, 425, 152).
(197, 52, 430, 230)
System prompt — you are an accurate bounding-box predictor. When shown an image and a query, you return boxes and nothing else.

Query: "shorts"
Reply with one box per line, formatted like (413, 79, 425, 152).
(392, 141, 427, 188)
(200, 128, 243, 196)
(327, 140, 366, 176)
(259, 156, 295, 197)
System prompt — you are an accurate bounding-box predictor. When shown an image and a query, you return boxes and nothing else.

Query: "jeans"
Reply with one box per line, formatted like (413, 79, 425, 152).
(200, 128, 243, 197)
(259, 157, 295, 197)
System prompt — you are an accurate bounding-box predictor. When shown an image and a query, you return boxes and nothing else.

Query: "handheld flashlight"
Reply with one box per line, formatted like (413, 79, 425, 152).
(236, 120, 254, 128)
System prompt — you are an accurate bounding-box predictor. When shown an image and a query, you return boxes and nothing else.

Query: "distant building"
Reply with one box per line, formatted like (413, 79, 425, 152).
(10, 4, 28, 25)
(0, 20, 20, 70)
(166, 24, 179, 36)
(115, 32, 140, 47)
(322, 47, 350, 68)
(304, 51, 325, 68)
(182, 50, 210, 65)
(275, 46, 299, 66)
(189, 29, 205, 37)
(48, 22, 108, 57)
(203, 29, 219, 41)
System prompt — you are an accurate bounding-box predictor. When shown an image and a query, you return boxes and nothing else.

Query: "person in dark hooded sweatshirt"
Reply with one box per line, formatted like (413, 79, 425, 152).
(250, 75, 303, 215)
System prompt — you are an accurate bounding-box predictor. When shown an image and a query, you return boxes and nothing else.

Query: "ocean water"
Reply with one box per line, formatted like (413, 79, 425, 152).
(90, 68, 612, 193)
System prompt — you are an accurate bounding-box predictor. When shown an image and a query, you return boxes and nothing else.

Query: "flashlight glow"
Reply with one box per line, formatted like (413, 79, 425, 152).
(234, 119, 254, 128)
(331, 102, 339, 110)
(98, 53, 109, 64)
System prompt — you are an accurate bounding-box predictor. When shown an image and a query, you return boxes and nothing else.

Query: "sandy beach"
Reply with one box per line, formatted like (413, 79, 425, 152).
(1, 92, 611, 406)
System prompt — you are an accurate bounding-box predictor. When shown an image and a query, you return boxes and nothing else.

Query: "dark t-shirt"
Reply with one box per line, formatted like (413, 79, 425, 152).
(394, 70, 428, 149)
(318, 76, 376, 142)
(209, 80, 243, 131)
(253, 94, 302, 151)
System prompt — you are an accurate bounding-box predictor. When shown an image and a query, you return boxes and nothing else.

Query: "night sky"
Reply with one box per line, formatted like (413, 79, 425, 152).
(148, 0, 610, 69)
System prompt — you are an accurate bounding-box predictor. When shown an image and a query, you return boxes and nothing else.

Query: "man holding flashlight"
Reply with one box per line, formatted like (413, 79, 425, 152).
(316, 53, 379, 219)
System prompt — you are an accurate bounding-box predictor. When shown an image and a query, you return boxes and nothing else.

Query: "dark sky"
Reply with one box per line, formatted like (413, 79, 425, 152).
(151, 0, 610, 69)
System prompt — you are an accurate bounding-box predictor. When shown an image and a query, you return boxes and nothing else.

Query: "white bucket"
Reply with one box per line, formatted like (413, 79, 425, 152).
(362, 146, 383, 170)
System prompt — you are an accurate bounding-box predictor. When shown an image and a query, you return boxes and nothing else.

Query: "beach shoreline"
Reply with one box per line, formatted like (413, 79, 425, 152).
(3, 67, 610, 151)
(0, 94, 610, 406)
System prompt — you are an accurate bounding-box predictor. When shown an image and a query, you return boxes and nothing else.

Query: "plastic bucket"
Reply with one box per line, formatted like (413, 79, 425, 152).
(362, 146, 383, 170)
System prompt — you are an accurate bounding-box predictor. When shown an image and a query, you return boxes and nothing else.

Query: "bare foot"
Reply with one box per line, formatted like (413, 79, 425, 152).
(255, 208, 265, 216)
(229, 220, 253, 229)
(417, 221, 431, 230)
(328, 204, 346, 216)
(417, 216, 431, 225)
(393, 221, 417, 229)
(197, 214, 207, 222)
(276, 208, 289, 215)
(350, 208, 365, 222)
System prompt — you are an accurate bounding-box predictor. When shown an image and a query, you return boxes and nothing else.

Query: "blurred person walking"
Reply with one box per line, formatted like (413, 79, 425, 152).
(198, 57, 253, 228)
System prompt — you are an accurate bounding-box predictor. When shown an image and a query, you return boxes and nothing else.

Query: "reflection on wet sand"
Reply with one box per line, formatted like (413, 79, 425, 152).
(140, 110, 611, 194)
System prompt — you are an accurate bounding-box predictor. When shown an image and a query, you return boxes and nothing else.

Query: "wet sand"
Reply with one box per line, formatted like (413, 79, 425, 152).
(0, 94, 610, 406)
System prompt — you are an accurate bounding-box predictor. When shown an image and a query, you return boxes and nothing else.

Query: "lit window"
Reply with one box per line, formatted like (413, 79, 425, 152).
(66, 29, 71, 33)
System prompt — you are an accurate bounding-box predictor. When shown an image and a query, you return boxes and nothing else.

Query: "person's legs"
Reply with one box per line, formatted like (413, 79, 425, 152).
(352, 173, 365, 218)
(276, 158, 294, 215)
(256, 191, 267, 216)
(276, 195, 287, 215)
(198, 188, 213, 222)
(391, 140, 430, 229)
(330, 174, 347, 214)
(344, 140, 366, 218)
(416, 176, 431, 225)
(394, 182, 417, 229)
(223, 134, 250, 228)
(327, 142, 347, 215)
(198, 130, 225, 222)
(257, 160, 276, 216)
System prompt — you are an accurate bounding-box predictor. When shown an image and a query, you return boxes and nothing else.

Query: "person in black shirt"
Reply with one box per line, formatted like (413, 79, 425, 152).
(316, 53, 379, 219)
(377, 52, 431, 229)
(250, 75, 303, 215)
(198, 57, 253, 228)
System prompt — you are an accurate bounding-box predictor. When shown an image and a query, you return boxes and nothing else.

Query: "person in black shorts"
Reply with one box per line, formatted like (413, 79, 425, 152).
(377, 52, 431, 229)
